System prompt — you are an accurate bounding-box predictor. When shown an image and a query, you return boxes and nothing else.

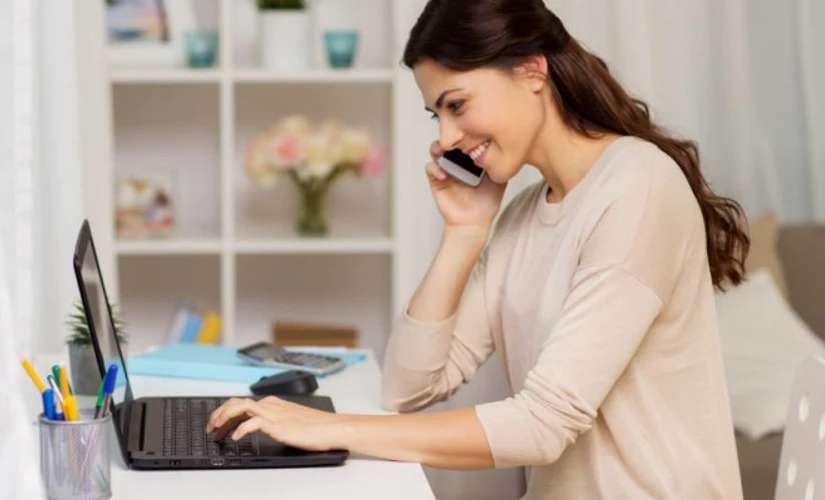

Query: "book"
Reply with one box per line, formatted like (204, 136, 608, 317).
(178, 311, 202, 343)
(196, 312, 222, 344)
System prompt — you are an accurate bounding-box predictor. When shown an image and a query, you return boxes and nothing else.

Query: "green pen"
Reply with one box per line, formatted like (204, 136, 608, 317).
(51, 366, 62, 392)
(52, 364, 73, 395)
(94, 376, 105, 416)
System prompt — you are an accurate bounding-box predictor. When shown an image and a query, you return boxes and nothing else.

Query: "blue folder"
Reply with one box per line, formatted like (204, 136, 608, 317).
(123, 344, 367, 384)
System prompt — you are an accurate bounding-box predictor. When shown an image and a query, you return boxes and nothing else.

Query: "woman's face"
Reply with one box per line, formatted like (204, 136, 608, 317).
(413, 58, 546, 183)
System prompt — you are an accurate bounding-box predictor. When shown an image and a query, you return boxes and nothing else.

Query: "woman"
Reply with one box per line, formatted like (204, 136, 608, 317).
(208, 0, 749, 497)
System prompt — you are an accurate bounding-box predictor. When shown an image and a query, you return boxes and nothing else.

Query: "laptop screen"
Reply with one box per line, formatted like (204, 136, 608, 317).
(73, 220, 134, 460)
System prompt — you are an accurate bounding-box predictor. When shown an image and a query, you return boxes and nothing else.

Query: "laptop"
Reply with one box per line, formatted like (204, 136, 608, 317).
(72, 219, 349, 469)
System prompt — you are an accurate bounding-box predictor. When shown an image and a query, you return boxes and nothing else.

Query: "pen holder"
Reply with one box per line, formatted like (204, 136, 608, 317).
(39, 410, 112, 500)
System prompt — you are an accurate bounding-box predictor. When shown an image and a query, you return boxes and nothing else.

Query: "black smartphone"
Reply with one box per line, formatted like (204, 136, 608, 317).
(437, 148, 486, 187)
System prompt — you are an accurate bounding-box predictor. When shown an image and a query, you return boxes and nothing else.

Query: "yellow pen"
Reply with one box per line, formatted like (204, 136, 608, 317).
(21, 359, 46, 393)
(59, 365, 70, 400)
(63, 395, 79, 421)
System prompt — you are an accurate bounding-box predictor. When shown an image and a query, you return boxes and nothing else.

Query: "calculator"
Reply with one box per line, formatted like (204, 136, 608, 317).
(236, 341, 346, 376)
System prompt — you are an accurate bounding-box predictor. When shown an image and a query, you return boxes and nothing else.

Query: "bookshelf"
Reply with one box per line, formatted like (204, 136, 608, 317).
(92, 0, 434, 361)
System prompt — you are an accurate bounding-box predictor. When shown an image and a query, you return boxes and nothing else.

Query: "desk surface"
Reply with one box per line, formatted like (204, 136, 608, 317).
(32, 349, 435, 500)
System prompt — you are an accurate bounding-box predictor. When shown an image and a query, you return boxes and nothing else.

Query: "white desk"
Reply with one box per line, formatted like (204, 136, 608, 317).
(31, 350, 435, 500)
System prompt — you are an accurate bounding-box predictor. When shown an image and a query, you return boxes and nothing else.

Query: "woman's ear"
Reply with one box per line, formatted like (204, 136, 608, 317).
(515, 55, 549, 93)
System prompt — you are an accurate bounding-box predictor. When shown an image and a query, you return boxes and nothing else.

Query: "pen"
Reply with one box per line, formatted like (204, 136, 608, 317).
(53, 391, 64, 421)
(99, 364, 118, 419)
(93, 371, 106, 418)
(47, 376, 65, 421)
(42, 388, 56, 420)
(63, 395, 79, 421)
(21, 359, 46, 393)
(59, 364, 70, 400)
(46, 375, 64, 404)
(52, 365, 62, 393)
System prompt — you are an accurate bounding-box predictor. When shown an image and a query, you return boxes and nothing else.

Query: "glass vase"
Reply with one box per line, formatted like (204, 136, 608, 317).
(296, 185, 329, 236)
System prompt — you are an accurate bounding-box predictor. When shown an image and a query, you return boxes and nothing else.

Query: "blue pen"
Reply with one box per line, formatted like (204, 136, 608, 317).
(42, 388, 56, 420)
(96, 364, 118, 419)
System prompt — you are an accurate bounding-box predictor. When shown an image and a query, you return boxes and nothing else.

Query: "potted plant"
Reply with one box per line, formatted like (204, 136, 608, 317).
(65, 299, 127, 395)
(258, 0, 311, 70)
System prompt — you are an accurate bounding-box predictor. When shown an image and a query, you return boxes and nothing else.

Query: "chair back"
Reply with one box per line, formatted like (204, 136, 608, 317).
(775, 356, 825, 500)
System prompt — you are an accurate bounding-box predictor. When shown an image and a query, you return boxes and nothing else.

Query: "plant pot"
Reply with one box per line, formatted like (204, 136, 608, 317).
(68, 344, 102, 396)
(260, 10, 311, 70)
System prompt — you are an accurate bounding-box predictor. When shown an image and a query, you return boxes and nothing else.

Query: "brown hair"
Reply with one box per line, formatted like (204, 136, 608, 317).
(402, 0, 749, 290)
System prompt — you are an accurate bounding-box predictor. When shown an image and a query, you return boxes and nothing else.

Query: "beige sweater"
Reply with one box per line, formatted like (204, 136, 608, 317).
(382, 136, 743, 499)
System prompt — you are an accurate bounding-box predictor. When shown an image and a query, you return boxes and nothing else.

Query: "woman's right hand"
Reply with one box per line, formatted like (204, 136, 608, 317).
(426, 141, 507, 231)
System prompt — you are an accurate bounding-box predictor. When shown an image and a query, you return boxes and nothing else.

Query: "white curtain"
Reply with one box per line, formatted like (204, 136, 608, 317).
(547, 0, 825, 224)
(0, 0, 45, 497)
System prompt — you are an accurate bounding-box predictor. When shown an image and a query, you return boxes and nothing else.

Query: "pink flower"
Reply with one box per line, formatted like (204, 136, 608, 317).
(361, 144, 384, 178)
(267, 132, 301, 167)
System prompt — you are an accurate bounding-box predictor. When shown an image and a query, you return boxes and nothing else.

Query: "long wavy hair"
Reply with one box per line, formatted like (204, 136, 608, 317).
(402, 0, 749, 290)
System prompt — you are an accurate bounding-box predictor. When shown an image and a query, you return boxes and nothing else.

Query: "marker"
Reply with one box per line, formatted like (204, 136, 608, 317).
(46, 375, 64, 404)
(59, 365, 70, 400)
(46, 376, 65, 420)
(98, 364, 118, 419)
(63, 395, 79, 421)
(42, 388, 56, 420)
(21, 359, 46, 393)
(52, 391, 64, 421)
(93, 372, 106, 418)
(51, 365, 62, 393)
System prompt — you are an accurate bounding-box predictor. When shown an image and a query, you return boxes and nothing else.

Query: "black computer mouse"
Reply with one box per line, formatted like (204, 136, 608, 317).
(249, 370, 318, 396)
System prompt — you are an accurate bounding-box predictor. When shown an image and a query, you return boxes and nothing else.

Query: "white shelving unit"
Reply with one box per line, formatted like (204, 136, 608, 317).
(99, 0, 429, 361)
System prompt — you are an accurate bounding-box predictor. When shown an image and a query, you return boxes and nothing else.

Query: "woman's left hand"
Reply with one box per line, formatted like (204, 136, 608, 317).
(206, 396, 347, 452)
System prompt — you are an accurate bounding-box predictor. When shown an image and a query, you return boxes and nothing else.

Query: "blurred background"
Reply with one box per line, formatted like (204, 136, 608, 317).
(2, 1, 824, 499)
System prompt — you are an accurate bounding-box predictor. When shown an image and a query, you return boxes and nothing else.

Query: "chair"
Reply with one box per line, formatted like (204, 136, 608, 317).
(774, 356, 825, 500)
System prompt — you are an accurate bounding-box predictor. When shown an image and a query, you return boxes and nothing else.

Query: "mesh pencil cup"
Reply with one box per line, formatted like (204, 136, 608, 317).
(38, 410, 112, 500)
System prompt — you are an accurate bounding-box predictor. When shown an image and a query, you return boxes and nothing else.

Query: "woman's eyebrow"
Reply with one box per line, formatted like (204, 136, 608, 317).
(425, 88, 463, 113)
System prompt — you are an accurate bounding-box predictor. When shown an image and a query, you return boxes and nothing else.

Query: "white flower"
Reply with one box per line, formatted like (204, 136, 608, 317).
(306, 162, 334, 180)
(339, 129, 371, 164)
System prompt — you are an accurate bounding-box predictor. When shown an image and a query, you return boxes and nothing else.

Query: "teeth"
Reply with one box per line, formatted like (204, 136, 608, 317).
(470, 140, 491, 160)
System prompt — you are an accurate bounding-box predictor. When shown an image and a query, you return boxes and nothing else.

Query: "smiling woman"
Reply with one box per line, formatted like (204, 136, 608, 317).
(207, 1, 750, 498)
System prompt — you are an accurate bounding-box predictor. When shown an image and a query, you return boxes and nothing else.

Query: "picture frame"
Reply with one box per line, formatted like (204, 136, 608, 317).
(115, 173, 177, 239)
(105, 0, 196, 68)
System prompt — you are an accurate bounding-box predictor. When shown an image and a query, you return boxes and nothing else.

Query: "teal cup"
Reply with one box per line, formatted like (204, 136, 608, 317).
(185, 30, 219, 68)
(324, 30, 359, 68)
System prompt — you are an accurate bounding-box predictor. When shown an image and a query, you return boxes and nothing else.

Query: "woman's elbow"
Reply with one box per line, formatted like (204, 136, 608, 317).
(381, 383, 433, 413)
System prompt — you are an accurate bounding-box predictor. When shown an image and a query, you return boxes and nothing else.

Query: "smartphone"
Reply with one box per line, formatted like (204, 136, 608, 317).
(436, 148, 486, 187)
(236, 341, 346, 376)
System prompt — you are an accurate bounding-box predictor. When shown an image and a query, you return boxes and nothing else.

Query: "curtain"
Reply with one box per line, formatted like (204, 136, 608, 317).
(0, 0, 45, 496)
(547, 0, 825, 223)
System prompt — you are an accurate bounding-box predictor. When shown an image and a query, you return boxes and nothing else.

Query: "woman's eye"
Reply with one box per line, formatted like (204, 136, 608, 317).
(447, 100, 464, 113)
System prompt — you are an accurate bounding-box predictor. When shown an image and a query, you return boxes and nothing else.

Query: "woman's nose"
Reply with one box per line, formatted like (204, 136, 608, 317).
(438, 119, 464, 151)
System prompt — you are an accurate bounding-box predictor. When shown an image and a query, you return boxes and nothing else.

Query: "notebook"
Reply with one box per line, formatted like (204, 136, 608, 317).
(124, 343, 367, 383)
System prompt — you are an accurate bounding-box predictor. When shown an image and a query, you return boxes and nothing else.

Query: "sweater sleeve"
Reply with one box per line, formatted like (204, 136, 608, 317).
(474, 163, 699, 468)
(380, 185, 539, 413)
(381, 244, 496, 412)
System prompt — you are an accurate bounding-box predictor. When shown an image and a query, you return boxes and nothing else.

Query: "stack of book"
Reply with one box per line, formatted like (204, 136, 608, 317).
(166, 302, 222, 345)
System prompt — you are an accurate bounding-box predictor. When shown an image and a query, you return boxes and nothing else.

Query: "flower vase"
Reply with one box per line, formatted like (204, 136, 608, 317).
(296, 185, 329, 236)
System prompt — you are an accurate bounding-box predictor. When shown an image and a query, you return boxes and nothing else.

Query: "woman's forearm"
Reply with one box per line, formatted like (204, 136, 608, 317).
(407, 226, 489, 322)
(336, 408, 494, 469)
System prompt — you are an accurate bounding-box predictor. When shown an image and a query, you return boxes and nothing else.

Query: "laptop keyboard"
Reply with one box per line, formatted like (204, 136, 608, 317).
(162, 398, 254, 458)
